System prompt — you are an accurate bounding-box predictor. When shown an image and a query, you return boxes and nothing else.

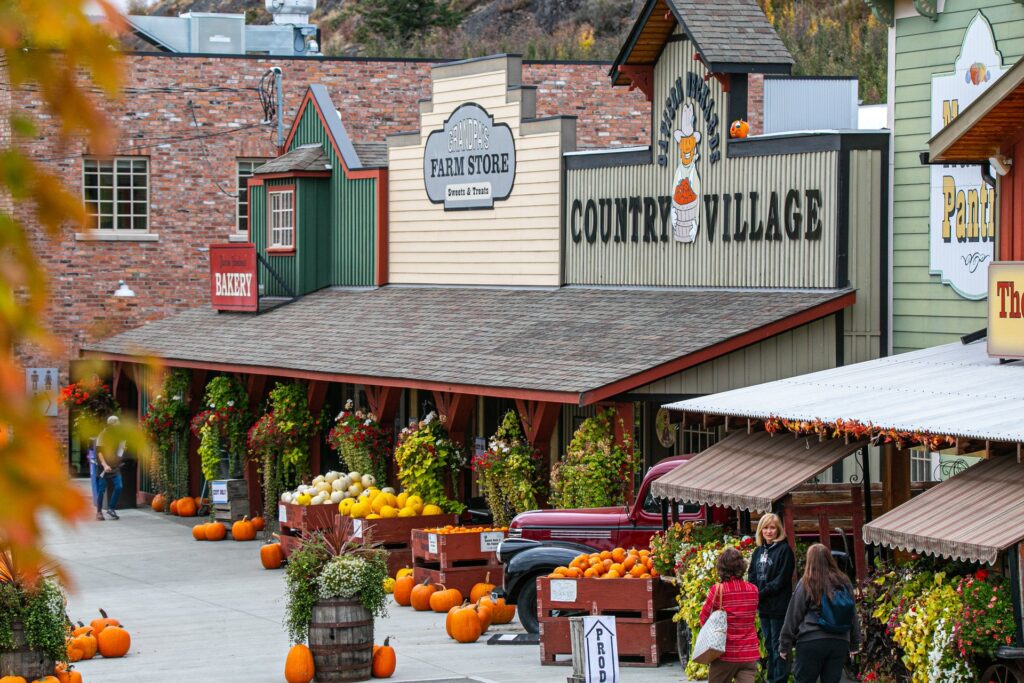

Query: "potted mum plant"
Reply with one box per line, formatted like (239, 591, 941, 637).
(0, 549, 70, 679)
(283, 522, 389, 682)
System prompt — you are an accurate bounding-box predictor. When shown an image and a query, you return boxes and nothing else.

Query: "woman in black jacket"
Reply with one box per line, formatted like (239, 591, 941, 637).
(747, 512, 794, 683)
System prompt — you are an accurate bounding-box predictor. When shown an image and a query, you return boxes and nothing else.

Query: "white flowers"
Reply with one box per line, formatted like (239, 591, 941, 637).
(424, 411, 437, 424)
(227, 400, 234, 407)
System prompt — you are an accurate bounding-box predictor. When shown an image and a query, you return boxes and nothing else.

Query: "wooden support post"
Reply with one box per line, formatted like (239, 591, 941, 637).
(432, 391, 473, 444)
(781, 495, 797, 554)
(514, 399, 560, 457)
(881, 443, 912, 513)
(307, 380, 328, 476)
(112, 361, 123, 398)
(850, 486, 867, 583)
(365, 385, 401, 430)
(244, 375, 268, 517)
(187, 369, 208, 497)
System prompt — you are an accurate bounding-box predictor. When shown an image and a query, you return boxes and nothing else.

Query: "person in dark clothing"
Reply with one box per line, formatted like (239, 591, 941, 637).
(96, 415, 126, 521)
(780, 543, 861, 683)
(748, 512, 794, 683)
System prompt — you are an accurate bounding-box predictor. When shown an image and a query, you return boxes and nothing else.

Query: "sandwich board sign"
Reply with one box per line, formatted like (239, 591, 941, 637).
(583, 615, 619, 683)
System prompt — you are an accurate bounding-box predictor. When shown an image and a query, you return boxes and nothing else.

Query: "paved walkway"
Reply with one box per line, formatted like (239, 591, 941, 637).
(46, 495, 685, 682)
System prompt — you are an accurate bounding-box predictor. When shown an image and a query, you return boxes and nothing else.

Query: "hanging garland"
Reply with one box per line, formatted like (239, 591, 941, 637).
(471, 410, 545, 526)
(394, 412, 466, 514)
(247, 381, 322, 521)
(190, 375, 249, 482)
(762, 416, 957, 451)
(141, 369, 191, 499)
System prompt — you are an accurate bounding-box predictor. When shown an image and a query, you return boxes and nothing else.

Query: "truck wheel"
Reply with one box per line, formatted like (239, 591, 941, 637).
(517, 577, 541, 634)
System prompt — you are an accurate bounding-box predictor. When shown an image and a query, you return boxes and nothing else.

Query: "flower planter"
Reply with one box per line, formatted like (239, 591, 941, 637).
(308, 598, 373, 682)
(0, 620, 53, 679)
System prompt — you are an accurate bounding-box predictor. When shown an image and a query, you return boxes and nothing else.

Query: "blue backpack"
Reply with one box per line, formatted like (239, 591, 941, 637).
(818, 584, 855, 633)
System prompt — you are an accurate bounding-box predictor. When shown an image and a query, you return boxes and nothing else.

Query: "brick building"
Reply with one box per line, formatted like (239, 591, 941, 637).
(12, 51, 651, 469)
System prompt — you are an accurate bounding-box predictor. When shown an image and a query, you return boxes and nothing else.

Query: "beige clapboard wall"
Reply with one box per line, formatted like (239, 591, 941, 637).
(387, 55, 574, 286)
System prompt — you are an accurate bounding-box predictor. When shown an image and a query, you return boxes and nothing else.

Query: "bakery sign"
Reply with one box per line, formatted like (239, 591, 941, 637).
(988, 262, 1024, 359)
(209, 242, 258, 312)
(423, 103, 516, 210)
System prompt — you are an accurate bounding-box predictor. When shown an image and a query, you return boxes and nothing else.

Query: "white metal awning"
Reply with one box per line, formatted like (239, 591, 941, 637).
(664, 340, 1024, 444)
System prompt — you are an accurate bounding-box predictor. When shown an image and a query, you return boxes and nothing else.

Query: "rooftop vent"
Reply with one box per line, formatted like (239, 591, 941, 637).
(266, 0, 316, 25)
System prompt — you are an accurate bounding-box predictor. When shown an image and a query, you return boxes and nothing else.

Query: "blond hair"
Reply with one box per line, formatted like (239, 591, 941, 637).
(755, 513, 786, 546)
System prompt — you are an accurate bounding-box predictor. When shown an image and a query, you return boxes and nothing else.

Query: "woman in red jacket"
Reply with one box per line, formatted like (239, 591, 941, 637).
(699, 546, 761, 683)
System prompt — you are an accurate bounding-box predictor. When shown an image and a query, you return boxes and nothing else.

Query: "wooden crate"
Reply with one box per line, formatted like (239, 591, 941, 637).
(279, 532, 302, 558)
(386, 548, 413, 580)
(539, 616, 677, 667)
(340, 513, 460, 545)
(412, 565, 503, 599)
(213, 499, 250, 524)
(536, 577, 676, 621)
(278, 502, 338, 535)
(411, 528, 506, 568)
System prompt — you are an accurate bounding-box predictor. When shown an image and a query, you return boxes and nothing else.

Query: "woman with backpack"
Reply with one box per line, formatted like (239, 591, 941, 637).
(697, 546, 761, 683)
(748, 513, 795, 683)
(779, 543, 861, 683)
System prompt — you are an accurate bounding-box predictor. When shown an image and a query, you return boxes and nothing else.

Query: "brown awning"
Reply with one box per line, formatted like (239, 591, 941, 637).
(863, 455, 1024, 566)
(650, 430, 865, 512)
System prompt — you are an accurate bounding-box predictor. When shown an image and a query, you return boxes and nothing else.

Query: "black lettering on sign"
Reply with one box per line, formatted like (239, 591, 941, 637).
(570, 199, 582, 243)
(749, 192, 763, 241)
(704, 194, 719, 242)
(658, 196, 672, 242)
(766, 191, 782, 241)
(722, 193, 732, 243)
(733, 192, 747, 242)
(598, 198, 612, 243)
(804, 189, 822, 240)
(629, 196, 642, 242)
(643, 197, 658, 243)
(614, 198, 628, 243)
(785, 189, 802, 240)
(584, 200, 598, 244)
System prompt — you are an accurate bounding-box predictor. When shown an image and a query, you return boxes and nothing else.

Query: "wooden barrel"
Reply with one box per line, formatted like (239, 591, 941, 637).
(0, 620, 52, 679)
(308, 598, 373, 682)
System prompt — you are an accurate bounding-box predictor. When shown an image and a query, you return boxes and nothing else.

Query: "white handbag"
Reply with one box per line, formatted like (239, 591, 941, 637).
(691, 584, 728, 665)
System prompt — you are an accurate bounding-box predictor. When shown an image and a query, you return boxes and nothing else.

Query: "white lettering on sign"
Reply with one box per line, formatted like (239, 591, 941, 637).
(549, 579, 577, 603)
(278, 504, 287, 524)
(214, 272, 254, 298)
(211, 481, 228, 504)
(480, 531, 504, 553)
(583, 616, 620, 683)
(428, 533, 438, 555)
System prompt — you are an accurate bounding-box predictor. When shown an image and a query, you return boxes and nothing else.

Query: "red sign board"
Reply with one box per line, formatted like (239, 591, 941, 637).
(209, 243, 258, 312)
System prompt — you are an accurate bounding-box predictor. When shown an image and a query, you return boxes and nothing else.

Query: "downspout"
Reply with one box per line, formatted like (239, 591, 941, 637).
(274, 66, 284, 153)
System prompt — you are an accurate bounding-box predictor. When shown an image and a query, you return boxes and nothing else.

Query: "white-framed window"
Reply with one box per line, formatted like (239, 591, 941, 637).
(83, 157, 149, 231)
(236, 159, 267, 233)
(910, 449, 938, 483)
(269, 188, 295, 249)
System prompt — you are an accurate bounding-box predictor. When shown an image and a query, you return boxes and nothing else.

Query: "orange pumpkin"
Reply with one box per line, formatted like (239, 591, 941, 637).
(480, 596, 516, 624)
(66, 639, 84, 663)
(371, 636, 396, 678)
(70, 622, 92, 638)
(192, 524, 208, 541)
(469, 572, 495, 603)
(474, 600, 493, 631)
(729, 119, 750, 139)
(449, 604, 482, 643)
(251, 516, 266, 532)
(30, 677, 59, 683)
(428, 585, 462, 613)
(150, 493, 167, 512)
(177, 497, 197, 517)
(97, 625, 131, 658)
(54, 664, 82, 683)
(0, 677, 27, 683)
(204, 522, 227, 541)
(73, 632, 98, 659)
(169, 499, 179, 515)
(409, 580, 437, 611)
(89, 608, 119, 634)
(284, 643, 315, 683)
(392, 576, 415, 606)
(232, 516, 256, 541)
(260, 543, 283, 569)
(445, 602, 465, 638)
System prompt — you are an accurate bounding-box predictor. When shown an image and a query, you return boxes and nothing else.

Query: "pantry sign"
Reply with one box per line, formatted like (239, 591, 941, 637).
(423, 103, 517, 210)
(988, 262, 1024, 359)
(209, 242, 258, 312)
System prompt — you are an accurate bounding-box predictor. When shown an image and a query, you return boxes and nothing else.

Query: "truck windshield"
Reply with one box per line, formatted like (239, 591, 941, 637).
(641, 492, 699, 516)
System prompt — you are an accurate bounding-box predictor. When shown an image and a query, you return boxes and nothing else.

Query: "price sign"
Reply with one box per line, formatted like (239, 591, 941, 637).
(352, 519, 363, 539)
(583, 616, 619, 683)
(549, 579, 577, 603)
(480, 531, 504, 553)
(428, 533, 438, 554)
(278, 504, 287, 524)
(211, 481, 228, 504)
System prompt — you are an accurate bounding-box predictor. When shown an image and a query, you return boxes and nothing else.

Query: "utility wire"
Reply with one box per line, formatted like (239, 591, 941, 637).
(188, 99, 240, 198)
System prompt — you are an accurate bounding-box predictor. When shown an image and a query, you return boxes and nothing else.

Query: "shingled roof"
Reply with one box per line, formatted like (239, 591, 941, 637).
(83, 286, 852, 405)
(254, 144, 330, 175)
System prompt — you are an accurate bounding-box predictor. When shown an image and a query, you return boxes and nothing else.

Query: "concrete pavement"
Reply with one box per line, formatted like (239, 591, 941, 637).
(45, 495, 684, 683)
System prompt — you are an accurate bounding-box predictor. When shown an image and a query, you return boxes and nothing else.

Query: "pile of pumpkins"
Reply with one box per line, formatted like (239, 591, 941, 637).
(284, 639, 396, 682)
(391, 570, 516, 645)
(191, 515, 264, 542)
(279, 471, 380, 507)
(417, 525, 508, 535)
(549, 547, 659, 580)
(280, 471, 446, 520)
(1, 665, 85, 683)
(150, 493, 205, 517)
(47, 608, 131, 682)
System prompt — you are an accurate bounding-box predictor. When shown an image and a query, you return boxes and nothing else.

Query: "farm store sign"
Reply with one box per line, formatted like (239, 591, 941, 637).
(988, 262, 1024, 359)
(209, 242, 257, 312)
(423, 103, 516, 210)
(929, 12, 1005, 300)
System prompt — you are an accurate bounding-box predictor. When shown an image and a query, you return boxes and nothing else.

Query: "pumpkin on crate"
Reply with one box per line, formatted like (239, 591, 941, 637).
(260, 543, 283, 570)
(371, 637, 396, 678)
(231, 517, 256, 541)
(392, 575, 415, 606)
(150, 493, 166, 512)
(204, 522, 227, 541)
(428, 585, 462, 613)
(284, 643, 315, 683)
(448, 604, 482, 643)
(191, 524, 208, 541)
(97, 625, 131, 658)
(409, 580, 437, 611)
(469, 572, 495, 603)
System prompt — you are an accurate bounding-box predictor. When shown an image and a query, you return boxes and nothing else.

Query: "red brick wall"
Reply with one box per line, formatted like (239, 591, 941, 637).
(747, 73, 764, 136)
(13, 53, 649, 460)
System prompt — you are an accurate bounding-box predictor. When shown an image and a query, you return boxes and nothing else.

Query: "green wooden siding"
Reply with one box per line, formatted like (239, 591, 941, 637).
(289, 104, 377, 286)
(251, 178, 301, 297)
(892, 0, 1024, 352)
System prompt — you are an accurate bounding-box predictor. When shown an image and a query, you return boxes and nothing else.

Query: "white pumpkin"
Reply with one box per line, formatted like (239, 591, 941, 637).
(281, 491, 294, 504)
(331, 478, 347, 492)
(312, 475, 325, 486)
(329, 490, 344, 504)
(325, 471, 340, 484)
(360, 474, 376, 489)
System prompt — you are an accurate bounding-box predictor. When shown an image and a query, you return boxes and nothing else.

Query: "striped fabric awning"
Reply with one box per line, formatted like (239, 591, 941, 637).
(863, 455, 1024, 566)
(650, 430, 865, 512)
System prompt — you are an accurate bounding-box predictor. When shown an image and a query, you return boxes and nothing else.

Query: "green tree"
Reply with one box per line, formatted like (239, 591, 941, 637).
(346, 0, 463, 54)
